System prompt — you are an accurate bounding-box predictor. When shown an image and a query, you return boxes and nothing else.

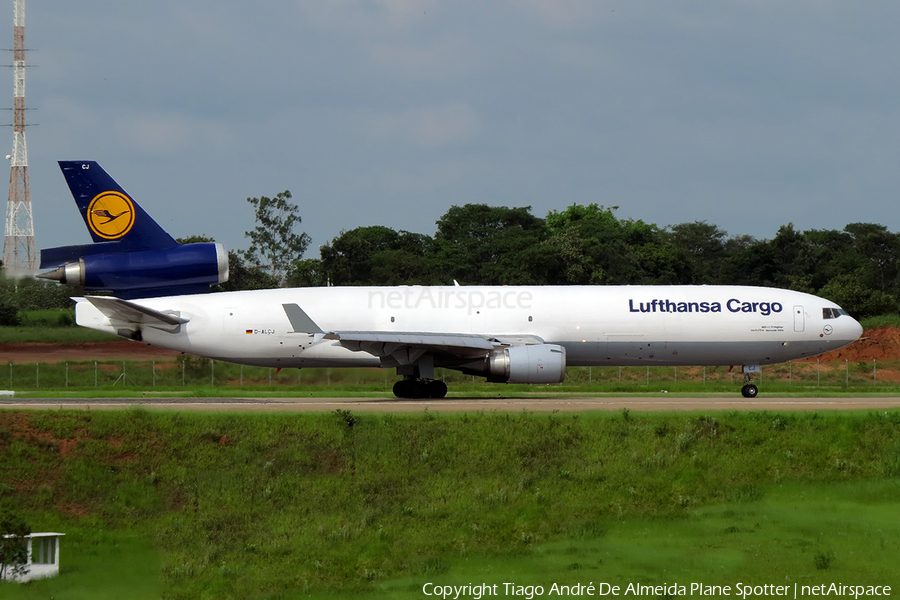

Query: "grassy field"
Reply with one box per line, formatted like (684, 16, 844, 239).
(861, 314, 900, 328)
(0, 326, 118, 344)
(3, 359, 900, 397)
(1, 408, 898, 598)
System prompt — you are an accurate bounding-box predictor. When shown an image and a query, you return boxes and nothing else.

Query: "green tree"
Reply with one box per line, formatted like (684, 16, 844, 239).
(0, 299, 19, 326)
(843, 223, 900, 294)
(433, 204, 553, 284)
(665, 221, 728, 284)
(319, 226, 436, 285)
(243, 191, 311, 285)
(0, 268, 75, 316)
(720, 237, 777, 287)
(286, 258, 329, 287)
(544, 204, 670, 284)
(768, 223, 814, 291)
(802, 228, 857, 291)
(216, 251, 279, 292)
(175, 234, 216, 244)
(818, 271, 898, 318)
(0, 514, 30, 581)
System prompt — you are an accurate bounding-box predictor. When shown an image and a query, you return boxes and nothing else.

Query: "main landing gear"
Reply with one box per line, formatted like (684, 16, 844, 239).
(393, 378, 448, 399)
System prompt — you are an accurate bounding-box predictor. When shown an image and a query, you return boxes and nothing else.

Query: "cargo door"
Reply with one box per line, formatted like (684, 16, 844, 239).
(793, 305, 805, 332)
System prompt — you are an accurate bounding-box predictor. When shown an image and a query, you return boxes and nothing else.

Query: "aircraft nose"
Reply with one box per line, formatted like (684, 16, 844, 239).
(844, 317, 864, 342)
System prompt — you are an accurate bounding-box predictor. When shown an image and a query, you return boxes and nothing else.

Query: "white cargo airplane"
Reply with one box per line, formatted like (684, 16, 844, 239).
(40, 162, 864, 399)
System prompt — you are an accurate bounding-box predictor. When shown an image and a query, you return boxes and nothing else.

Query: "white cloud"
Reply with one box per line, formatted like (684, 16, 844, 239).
(112, 113, 233, 155)
(514, 0, 610, 26)
(364, 103, 480, 148)
(36, 98, 235, 156)
(22, 0, 900, 251)
(297, 0, 441, 32)
(369, 34, 478, 80)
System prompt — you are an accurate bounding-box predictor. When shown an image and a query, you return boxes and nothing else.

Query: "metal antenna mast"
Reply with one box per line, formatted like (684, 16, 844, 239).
(2, 0, 35, 273)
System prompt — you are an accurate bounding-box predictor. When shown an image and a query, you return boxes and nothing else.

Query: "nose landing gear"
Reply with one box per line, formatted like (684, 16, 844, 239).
(740, 365, 760, 398)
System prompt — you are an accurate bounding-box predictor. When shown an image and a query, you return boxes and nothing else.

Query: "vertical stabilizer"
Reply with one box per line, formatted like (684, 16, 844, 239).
(58, 161, 177, 250)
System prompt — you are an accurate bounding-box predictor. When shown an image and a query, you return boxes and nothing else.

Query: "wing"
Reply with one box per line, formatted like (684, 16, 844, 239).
(282, 303, 543, 369)
(324, 331, 496, 363)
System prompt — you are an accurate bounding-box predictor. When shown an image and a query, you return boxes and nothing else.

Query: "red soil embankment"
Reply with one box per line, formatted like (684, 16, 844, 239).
(0, 341, 181, 364)
(807, 327, 900, 363)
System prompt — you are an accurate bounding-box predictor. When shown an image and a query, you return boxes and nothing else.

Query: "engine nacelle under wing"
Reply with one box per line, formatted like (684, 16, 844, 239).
(488, 344, 566, 384)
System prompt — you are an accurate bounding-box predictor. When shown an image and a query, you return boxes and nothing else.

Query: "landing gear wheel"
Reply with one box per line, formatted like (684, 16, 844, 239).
(393, 379, 448, 399)
(426, 380, 448, 399)
(741, 384, 759, 398)
(393, 379, 412, 398)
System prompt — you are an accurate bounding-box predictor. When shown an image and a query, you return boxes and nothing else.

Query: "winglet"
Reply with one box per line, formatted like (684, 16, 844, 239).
(282, 303, 324, 334)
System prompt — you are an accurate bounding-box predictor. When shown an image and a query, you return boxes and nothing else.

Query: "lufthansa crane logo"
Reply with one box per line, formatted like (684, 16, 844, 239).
(87, 191, 135, 239)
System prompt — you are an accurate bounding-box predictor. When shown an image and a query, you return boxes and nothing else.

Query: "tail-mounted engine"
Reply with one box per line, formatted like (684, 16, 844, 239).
(38, 242, 229, 299)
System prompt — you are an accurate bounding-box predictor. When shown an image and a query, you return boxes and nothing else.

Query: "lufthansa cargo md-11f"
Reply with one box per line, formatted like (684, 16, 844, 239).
(39, 162, 863, 399)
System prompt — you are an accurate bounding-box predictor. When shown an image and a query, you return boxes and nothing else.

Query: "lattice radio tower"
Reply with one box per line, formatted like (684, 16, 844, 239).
(1, 0, 35, 273)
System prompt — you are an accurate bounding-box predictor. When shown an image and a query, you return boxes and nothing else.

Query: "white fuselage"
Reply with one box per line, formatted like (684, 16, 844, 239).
(75, 285, 863, 372)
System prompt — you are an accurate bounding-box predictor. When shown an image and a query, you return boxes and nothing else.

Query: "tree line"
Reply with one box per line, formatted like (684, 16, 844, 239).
(253, 202, 893, 319)
(2, 196, 898, 320)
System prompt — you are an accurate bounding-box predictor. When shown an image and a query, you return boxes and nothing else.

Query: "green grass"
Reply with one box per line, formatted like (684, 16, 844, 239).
(0, 326, 118, 343)
(379, 481, 900, 598)
(3, 359, 900, 396)
(1, 409, 899, 598)
(861, 314, 900, 329)
(18, 308, 76, 328)
(0, 529, 161, 600)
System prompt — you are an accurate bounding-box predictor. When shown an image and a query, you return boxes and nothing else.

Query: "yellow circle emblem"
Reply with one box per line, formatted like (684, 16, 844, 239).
(87, 192, 135, 240)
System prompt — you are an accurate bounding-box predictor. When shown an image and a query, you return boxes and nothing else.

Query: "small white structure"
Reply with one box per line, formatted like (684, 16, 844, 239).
(2, 532, 65, 582)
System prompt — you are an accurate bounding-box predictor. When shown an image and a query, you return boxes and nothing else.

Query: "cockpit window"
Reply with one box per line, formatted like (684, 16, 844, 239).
(823, 308, 848, 319)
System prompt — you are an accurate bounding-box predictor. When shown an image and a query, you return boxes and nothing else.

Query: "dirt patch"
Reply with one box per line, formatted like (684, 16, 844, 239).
(801, 327, 900, 363)
(0, 411, 146, 518)
(0, 341, 182, 364)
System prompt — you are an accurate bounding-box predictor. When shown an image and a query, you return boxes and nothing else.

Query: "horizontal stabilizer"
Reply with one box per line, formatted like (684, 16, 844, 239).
(82, 296, 189, 328)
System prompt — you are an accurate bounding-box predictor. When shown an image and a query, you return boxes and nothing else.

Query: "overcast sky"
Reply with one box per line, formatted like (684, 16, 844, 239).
(10, 1, 900, 259)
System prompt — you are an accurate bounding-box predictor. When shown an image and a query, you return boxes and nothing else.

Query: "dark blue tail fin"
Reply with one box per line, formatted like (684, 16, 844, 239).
(58, 160, 177, 249)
